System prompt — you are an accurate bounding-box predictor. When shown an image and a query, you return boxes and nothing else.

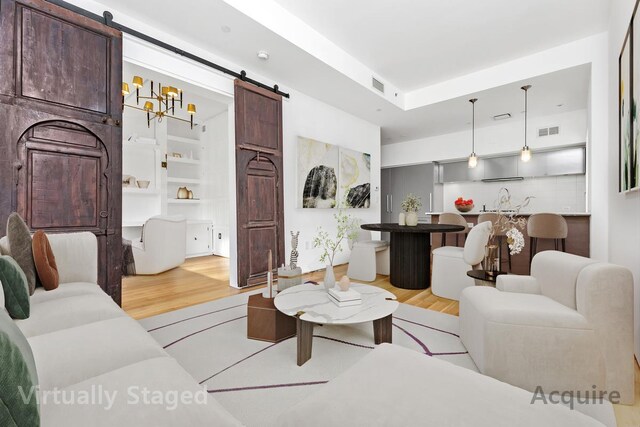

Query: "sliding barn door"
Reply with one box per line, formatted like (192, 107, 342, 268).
(234, 80, 285, 287)
(0, 0, 123, 303)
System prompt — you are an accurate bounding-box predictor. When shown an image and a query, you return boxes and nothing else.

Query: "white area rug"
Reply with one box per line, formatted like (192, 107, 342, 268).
(139, 288, 477, 427)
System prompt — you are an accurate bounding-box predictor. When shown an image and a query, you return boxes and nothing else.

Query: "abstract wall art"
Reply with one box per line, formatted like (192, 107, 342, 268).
(339, 147, 371, 208)
(619, 4, 640, 192)
(298, 137, 339, 208)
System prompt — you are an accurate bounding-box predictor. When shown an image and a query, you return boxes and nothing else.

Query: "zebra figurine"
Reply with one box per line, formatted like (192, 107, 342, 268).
(289, 231, 300, 269)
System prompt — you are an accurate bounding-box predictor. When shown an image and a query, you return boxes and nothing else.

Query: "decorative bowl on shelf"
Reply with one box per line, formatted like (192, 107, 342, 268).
(454, 197, 474, 213)
(136, 180, 150, 189)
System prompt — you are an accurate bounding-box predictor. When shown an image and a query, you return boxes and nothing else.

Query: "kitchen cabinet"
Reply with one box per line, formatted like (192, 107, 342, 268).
(381, 163, 435, 240)
(483, 156, 518, 180)
(440, 145, 586, 183)
(517, 146, 585, 177)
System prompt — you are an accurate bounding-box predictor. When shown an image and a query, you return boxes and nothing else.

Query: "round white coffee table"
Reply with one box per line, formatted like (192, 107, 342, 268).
(274, 282, 398, 366)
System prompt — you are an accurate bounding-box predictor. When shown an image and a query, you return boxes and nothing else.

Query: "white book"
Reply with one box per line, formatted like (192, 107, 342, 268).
(328, 293, 362, 307)
(328, 287, 362, 303)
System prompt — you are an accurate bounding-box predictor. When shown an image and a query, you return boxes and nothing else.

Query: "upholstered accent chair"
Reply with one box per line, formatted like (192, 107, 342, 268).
(132, 215, 187, 275)
(347, 230, 390, 282)
(460, 251, 634, 404)
(431, 221, 492, 300)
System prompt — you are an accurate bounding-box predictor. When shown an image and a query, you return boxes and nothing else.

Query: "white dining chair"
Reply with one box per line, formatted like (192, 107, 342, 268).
(347, 230, 390, 282)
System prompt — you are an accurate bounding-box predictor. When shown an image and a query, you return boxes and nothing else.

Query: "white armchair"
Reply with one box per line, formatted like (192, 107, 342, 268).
(132, 215, 187, 275)
(347, 230, 390, 282)
(460, 251, 634, 404)
(431, 221, 491, 300)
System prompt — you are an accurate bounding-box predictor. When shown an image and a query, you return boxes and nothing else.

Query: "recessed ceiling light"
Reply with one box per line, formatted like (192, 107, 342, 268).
(221, 25, 231, 33)
(556, 103, 564, 107)
(493, 113, 512, 121)
(257, 50, 270, 60)
(376, 108, 382, 112)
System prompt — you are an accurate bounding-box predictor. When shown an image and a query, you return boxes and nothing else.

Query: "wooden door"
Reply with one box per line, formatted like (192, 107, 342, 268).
(234, 80, 284, 287)
(0, 0, 123, 303)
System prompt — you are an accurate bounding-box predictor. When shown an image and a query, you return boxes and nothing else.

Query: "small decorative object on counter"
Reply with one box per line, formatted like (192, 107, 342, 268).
(122, 175, 137, 188)
(484, 188, 533, 274)
(262, 250, 276, 298)
(398, 212, 406, 226)
(278, 231, 303, 291)
(401, 193, 422, 226)
(289, 231, 300, 269)
(136, 180, 150, 189)
(454, 197, 474, 213)
(187, 189, 194, 199)
(313, 201, 359, 291)
(177, 187, 189, 199)
(338, 275, 351, 291)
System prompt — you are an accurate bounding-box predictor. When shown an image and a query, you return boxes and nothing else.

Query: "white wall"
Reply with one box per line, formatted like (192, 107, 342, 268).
(442, 175, 586, 214)
(382, 109, 587, 167)
(608, 0, 640, 360)
(203, 111, 231, 258)
(283, 90, 381, 273)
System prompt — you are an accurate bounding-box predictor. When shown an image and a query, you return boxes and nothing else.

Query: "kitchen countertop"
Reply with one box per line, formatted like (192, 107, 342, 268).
(428, 212, 591, 217)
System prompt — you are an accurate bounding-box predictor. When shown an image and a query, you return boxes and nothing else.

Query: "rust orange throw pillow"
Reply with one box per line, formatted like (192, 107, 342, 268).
(32, 230, 59, 291)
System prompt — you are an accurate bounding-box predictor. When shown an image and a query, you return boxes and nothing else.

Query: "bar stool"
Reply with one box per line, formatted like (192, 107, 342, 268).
(527, 213, 568, 268)
(438, 212, 470, 247)
(478, 212, 511, 271)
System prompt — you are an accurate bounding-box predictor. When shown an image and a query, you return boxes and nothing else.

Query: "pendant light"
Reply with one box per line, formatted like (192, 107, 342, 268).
(521, 85, 532, 162)
(468, 98, 478, 168)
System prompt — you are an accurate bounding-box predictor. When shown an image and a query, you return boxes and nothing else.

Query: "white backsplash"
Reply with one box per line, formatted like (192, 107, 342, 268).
(442, 175, 587, 213)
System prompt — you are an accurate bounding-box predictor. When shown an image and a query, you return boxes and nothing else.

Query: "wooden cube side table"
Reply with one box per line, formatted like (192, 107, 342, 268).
(247, 293, 296, 343)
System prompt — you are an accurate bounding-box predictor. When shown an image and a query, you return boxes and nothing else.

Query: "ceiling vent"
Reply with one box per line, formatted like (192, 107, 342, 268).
(538, 126, 560, 137)
(492, 113, 511, 121)
(372, 77, 384, 93)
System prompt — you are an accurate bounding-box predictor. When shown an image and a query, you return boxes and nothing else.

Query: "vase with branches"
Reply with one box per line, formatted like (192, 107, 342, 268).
(313, 205, 360, 289)
(484, 188, 533, 272)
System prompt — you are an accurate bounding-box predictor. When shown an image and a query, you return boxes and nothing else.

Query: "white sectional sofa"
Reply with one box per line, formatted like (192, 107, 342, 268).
(2, 232, 240, 426)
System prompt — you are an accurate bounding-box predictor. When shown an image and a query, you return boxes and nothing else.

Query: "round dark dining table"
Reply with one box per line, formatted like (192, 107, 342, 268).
(361, 223, 465, 290)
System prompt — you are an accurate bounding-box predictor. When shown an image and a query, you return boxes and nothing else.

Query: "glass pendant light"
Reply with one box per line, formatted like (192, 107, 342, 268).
(468, 98, 478, 168)
(521, 85, 532, 162)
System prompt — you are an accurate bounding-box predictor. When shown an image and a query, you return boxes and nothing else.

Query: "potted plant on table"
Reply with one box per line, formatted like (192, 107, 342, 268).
(401, 193, 422, 226)
(313, 205, 360, 290)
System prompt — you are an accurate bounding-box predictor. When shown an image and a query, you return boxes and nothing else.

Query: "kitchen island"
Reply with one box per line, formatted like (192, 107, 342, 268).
(430, 212, 590, 275)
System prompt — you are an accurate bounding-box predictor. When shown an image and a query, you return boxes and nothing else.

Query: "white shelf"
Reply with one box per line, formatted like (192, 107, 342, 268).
(123, 140, 158, 150)
(167, 177, 202, 184)
(168, 199, 205, 204)
(123, 187, 160, 195)
(167, 157, 201, 165)
(168, 135, 200, 145)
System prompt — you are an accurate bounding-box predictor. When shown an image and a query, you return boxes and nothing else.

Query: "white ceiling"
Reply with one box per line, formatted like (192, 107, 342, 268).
(272, 0, 610, 90)
(380, 64, 590, 144)
(93, 0, 602, 146)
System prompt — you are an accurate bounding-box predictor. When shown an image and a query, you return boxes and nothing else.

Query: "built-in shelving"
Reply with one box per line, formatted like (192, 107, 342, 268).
(168, 199, 205, 204)
(167, 177, 202, 185)
(122, 187, 160, 195)
(167, 157, 200, 165)
(167, 134, 200, 145)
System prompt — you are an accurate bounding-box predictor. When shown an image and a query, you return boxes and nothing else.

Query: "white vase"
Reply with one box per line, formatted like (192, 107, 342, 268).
(324, 264, 336, 290)
(398, 212, 406, 226)
(405, 211, 418, 226)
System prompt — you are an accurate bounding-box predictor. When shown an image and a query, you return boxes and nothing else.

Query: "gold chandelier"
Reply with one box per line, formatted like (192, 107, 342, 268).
(122, 76, 197, 129)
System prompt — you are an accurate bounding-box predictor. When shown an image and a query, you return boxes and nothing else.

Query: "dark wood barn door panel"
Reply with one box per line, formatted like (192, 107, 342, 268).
(234, 80, 284, 287)
(0, 0, 123, 304)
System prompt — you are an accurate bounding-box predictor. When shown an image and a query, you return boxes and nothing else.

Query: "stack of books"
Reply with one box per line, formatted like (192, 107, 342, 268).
(328, 287, 362, 307)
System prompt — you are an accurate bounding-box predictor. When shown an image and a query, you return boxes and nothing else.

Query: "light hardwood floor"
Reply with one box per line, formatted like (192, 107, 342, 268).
(123, 255, 639, 427)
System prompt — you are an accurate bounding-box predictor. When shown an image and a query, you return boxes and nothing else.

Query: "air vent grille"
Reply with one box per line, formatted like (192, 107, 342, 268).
(372, 77, 384, 93)
(538, 126, 560, 137)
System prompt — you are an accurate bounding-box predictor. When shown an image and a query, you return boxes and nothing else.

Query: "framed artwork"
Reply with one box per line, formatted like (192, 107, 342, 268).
(620, 29, 633, 192)
(297, 137, 339, 208)
(632, 7, 640, 191)
(339, 147, 371, 208)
